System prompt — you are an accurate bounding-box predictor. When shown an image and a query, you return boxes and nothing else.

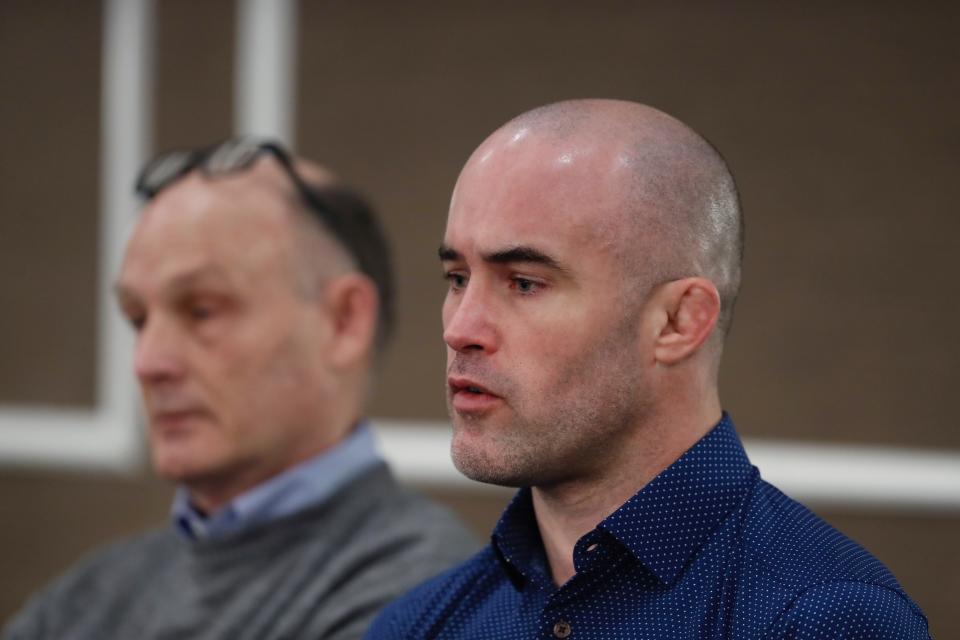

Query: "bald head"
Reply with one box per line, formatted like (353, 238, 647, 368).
(469, 99, 743, 337)
(442, 99, 740, 488)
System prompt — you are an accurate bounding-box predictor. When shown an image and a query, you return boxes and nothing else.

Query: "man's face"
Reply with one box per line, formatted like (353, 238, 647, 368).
(116, 170, 337, 499)
(441, 133, 651, 488)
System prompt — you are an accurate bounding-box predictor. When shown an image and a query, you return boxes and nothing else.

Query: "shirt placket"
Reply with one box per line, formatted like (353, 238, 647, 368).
(536, 595, 578, 640)
(533, 530, 619, 640)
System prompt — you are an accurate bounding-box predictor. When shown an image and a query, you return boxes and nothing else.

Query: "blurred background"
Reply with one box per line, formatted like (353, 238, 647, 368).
(1, 0, 958, 636)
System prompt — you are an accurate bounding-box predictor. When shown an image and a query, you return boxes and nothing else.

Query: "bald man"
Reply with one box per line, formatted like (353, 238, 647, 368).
(3, 139, 476, 640)
(367, 102, 930, 639)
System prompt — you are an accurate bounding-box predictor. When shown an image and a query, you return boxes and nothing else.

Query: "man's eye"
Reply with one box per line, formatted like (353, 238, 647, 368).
(445, 272, 468, 290)
(182, 298, 223, 323)
(189, 305, 215, 321)
(126, 314, 146, 332)
(512, 277, 541, 294)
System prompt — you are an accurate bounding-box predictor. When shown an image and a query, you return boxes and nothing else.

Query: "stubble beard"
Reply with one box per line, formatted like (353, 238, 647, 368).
(448, 323, 647, 489)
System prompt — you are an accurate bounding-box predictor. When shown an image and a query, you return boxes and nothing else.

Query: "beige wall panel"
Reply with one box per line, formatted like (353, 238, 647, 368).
(0, 0, 101, 407)
(155, 0, 235, 150)
(297, 2, 960, 449)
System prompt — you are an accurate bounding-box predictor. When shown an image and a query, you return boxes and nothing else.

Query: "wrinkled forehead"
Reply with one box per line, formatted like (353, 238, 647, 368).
(121, 168, 301, 288)
(446, 128, 634, 252)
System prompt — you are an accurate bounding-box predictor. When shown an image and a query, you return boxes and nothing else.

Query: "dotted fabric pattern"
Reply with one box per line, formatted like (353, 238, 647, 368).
(367, 414, 930, 639)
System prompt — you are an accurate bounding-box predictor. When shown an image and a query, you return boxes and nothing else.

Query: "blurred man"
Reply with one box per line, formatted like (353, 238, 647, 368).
(4, 139, 476, 640)
(368, 101, 930, 639)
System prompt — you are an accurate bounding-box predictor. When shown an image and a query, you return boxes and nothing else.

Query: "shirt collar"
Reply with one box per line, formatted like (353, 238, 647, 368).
(490, 487, 545, 589)
(172, 421, 382, 542)
(598, 413, 757, 584)
(491, 413, 757, 588)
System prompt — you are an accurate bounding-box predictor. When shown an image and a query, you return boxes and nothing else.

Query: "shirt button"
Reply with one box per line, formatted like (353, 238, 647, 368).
(553, 620, 572, 638)
(586, 543, 599, 552)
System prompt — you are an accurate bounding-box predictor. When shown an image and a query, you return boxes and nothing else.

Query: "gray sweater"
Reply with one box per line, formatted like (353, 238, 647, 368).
(3, 464, 478, 640)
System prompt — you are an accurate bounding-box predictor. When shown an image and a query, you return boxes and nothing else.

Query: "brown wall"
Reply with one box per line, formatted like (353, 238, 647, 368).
(0, 0, 100, 407)
(1, 1, 957, 636)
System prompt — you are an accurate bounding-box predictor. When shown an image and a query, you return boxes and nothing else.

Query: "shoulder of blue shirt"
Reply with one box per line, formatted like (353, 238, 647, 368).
(763, 581, 930, 639)
(365, 414, 931, 639)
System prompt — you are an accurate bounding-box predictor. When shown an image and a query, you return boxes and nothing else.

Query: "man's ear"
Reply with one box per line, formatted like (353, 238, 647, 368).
(323, 273, 378, 368)
(650, 277, 720, 365)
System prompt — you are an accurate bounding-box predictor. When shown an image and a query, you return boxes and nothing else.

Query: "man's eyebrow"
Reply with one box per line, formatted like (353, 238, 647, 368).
(114, 265, 234, 301)
(483, 246, 565, 272)
(438, 245, 460, 261)
(440, 243, 568, 273)
(166, 265, 233, 291)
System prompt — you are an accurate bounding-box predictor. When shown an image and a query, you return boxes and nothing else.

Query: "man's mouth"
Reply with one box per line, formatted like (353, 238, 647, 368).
(149, 405, 209, 433)
(448, 377, 498, 397)
(448, 377, 502, 413)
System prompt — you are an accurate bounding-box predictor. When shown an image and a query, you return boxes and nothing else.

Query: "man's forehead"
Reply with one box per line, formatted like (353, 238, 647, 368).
(147, 164, 290, 214)
(448, 138, 631, 245)
(121, 172, 299, 285)
(458, 126, 631, 204)
(136, 170, 297, 240)
(471, 120, 630, 171)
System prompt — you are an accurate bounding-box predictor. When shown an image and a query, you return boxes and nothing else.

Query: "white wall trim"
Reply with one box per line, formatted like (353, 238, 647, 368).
(234, 0, 298, 144)
(372, 420, 960, 512)
(0, 0, 152, 473)
(744, 438, 960, 511)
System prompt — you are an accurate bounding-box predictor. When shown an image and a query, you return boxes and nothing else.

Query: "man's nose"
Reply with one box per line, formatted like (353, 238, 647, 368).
(442, 283, 499, 355)
(133, 317, 186, 384)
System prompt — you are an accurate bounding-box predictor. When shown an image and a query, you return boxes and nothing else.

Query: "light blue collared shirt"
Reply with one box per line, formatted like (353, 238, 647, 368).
(171, 422, 382, 541)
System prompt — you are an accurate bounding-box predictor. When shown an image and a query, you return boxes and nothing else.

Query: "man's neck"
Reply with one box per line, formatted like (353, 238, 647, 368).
(532, 475, 640, 586)
(186, 419, 358, 515)
(532, 402, 722, 586)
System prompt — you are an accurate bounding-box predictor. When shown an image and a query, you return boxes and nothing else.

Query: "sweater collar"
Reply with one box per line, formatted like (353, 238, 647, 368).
(171, 421, 382, 542)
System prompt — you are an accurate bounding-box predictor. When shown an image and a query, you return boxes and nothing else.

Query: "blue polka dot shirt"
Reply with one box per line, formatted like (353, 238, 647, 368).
(367, 414, 930, 639)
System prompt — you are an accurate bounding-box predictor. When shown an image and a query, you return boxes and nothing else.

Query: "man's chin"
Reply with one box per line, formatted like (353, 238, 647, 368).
(149, 440, 215, 484)
(450, 433, 528, 488)
(151, 456, 197, 484)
